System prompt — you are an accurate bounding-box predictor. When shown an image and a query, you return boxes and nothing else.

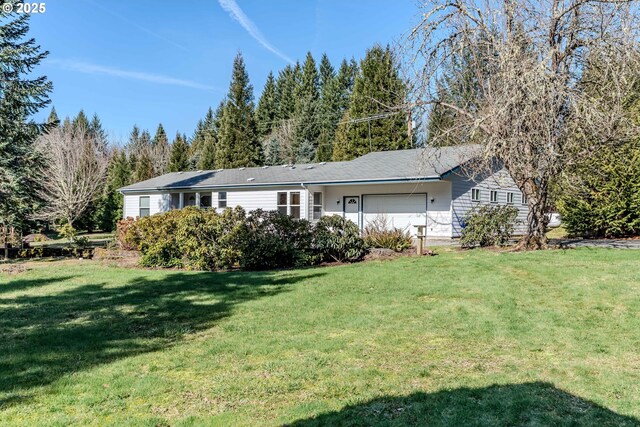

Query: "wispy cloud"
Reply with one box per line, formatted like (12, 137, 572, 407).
(218, 0, 294, 64)
(48, 59, 221, 92)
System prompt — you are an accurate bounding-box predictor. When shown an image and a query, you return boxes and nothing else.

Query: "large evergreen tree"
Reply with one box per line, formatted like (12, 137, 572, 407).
(333, 46, 410, 161)
(197, 102, 223, 170)
(275, 64, 300, 121)
(255, 71, 277, 139)
(168, 132, 190, 172)
(47, 106, 60, 128)
(316, 54, 338, 162)
(293, 52, 321, 162)
(0, 10, 52, 256)
(216, 53, 263, 168)
(134, 149, 154, 182)
(190, 107, 215, 168)
(151, 123, 170, 175)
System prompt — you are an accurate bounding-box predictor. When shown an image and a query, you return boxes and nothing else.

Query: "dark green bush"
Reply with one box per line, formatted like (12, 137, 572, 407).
(131, 209, 184, 267)
(241, 209, 316, 270)
(124, 209, 367, 271)
(313, 215, 367, 262)
(363, 215, 412, 252)
(557, 142, 640, 238)
(176, 206, 248, 271)
(461, 205, 519, 248)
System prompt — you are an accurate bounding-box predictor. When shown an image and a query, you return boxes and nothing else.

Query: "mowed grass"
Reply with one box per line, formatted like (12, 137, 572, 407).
(1, 249, 639, 426)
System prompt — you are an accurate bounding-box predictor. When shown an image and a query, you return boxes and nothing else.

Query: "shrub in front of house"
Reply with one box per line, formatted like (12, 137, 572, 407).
(241, 209, 316, 270)
(460, 205, 519, 248)
(129, 209, 184, 268)
(363, 215, 413, 252)
(176, 206, 248, 271)
(118, 209, 366, 271)
(313, 215, 367, 263)
(116, 217, 138, 250)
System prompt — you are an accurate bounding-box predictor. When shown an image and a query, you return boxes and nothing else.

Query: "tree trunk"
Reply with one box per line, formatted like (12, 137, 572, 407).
(518, 181, 549, 250)
(2, 226, 7, 260)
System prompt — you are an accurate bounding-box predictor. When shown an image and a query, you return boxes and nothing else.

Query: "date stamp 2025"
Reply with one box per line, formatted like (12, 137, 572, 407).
(2, 2, 46, 14)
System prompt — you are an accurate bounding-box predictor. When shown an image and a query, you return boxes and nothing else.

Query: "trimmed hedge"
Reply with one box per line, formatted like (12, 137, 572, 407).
(117, 209, 366, 271)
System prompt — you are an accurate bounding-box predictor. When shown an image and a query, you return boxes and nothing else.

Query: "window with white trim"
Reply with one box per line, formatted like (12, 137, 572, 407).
(290, 192, 301, 219)
(277, 192, 288, 215)
(471, 188, 481, 202)
(217, 191, 227, 208)
(276, 191, 301, 218)
(490, 190, 498, 203)
(522, 193, 528, 205)
(506, 192, 514, 204)
(313, 192, 323, 220)
(139, 196, 150, 217)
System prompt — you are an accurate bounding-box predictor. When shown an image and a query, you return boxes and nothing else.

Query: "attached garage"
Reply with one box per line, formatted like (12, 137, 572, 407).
(362, 194, 427, 232)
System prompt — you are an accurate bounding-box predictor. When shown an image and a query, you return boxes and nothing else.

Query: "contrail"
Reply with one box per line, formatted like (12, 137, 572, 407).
(218, 0, 294, 64)
(49, 59, 221, 92)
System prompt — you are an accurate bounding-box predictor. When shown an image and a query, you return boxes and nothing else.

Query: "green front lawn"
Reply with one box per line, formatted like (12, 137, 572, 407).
(30, 232, 114, 248)
(1, 249, 639, 426)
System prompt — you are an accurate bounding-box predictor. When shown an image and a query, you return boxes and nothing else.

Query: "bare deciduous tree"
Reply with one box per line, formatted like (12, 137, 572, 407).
(405, 0, 640, 249)
(36, 125, 109, 227)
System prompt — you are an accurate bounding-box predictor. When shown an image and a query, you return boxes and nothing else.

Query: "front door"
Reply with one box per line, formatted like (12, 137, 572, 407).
(343, 196, 360, 227)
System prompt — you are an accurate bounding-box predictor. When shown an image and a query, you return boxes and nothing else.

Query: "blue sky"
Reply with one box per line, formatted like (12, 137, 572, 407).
(29, 0, 418, 143)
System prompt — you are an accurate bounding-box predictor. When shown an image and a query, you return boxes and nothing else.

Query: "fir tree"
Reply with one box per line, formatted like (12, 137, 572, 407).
(0, 10, 52, 256)
(297, 139, 315, 163)
(216, 53, 263, 168)
(168, 132, 190, 172)
(190, 107, 215, 167)
(332, 45, 409, 161)
(151, 123, 170, 174)
(293, 52, 321, 160)
(335, 58, 358, 111)
(265, 137, 281, 166)
(198, 132, 217, 170)
(47, 106, 60, 128)
(88, 113, 108, 154)
(134, 150, 154, 182)
(197, 103, 223, 170)
(275, 63, 301, 120)
(72, 110, 90, 132)
(319, 53, 335, 95)
(316, 54, 339, 162)
(255, 71, 277, 139)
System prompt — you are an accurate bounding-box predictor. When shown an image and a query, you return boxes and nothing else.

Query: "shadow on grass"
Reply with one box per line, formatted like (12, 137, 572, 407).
(288, 382, 639, 427)
(0, 269, 320, 404)
(0, 275, 77, 295)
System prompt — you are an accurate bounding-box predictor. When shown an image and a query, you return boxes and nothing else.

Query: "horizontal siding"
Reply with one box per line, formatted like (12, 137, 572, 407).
(447, 168, 528, 237)
(123, 194, 165, 218)
(123, 195, 138, 219)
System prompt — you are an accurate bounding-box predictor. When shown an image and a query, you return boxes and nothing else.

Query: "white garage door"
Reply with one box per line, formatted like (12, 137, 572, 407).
(362, 194, 427, 233)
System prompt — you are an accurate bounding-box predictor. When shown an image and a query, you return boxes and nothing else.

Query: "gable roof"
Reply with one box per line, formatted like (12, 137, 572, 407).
(119, 144, 481, 193)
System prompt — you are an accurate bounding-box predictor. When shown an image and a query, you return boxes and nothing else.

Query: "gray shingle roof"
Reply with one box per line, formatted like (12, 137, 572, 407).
(119, 144, 481, 193)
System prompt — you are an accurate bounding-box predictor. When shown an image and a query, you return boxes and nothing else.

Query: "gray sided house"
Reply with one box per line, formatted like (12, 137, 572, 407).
(119, 145, 528, 239)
